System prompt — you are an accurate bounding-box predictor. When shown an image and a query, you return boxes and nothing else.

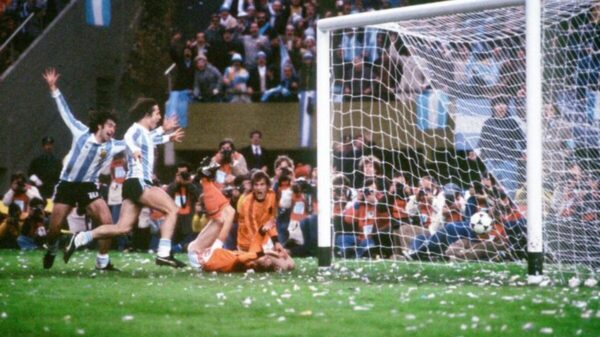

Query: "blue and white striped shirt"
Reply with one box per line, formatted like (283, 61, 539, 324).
(124, 123, 169, 182)
(52, 89, 127, 183)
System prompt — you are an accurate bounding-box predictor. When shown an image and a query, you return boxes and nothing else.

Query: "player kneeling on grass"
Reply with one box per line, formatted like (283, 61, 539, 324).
(187, 160, 294, 272)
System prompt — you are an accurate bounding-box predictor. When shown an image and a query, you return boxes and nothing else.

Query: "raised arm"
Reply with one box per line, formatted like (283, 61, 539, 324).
(43, 68, 88, 136)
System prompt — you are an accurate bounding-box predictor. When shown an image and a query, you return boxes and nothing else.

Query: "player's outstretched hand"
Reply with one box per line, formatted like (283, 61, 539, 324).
(42, 68, 60, 91)
(169, 128, 185, 143)
(162, 116, 179, 132)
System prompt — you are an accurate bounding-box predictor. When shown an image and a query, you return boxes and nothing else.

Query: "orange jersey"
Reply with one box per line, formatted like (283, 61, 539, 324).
(343, 202, 390, 239)
(201, 178, 229, 219)
(110, 158, 127, 184)
(391, 199, 409, 220)
(202, 249, 259, 272)
(237, 190, 277, 251)
(202, 226, 266, 273)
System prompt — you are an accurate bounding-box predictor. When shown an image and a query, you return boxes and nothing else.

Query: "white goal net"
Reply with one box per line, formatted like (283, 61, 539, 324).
(319, 0, 600, 274)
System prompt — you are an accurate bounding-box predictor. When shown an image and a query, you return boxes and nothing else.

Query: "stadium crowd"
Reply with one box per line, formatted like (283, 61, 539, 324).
(0, 0, 70, 72)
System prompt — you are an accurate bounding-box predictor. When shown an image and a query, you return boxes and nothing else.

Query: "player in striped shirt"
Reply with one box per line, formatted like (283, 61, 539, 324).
(42, 68, 126, 271)
(66, 97, 186, 268)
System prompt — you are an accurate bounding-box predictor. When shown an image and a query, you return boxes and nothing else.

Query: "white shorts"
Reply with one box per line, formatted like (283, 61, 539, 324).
(188, 239, 224, 271)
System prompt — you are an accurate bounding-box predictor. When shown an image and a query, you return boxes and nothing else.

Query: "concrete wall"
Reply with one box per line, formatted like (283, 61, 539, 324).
(0, 0, 139, 190)
(176, 100, 453, 151)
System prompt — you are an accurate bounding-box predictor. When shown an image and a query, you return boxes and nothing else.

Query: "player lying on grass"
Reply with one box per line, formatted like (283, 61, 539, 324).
(41, 68, 125, 271)
(187, 160, 294, 272)
(64, 96, 186, 268)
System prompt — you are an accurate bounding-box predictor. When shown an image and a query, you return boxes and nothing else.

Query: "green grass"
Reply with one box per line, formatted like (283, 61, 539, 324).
(0, 251, 599, 337)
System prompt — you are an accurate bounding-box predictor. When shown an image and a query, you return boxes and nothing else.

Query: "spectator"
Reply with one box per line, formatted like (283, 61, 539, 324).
(273, 155, 295, 187)
(237, 5, 257, 33)
(211, 138, 249, 187)
(168, 162, 201, 252)
(344, 56, 374, 98)
(17, 198, 47, 251)
(190, 32, 210, 58)
(223, 53, 252, 103)
(210, 28, 244, 72)
(0, 203, 21, 249)
(193, 54, 223, 102)
(248, 51, 278, 101)
(28, 136, 62, 199)
(340, 178, 391, 258)
(465, 49, 501, 94)
(399, 46, 429, 99)
(261, 63, 298, 102)
(219, 5, 238, 30)
(340, 28, 364, 63)
(204, 13, 223, 46)
(167, 46, 195, 128)
(3, 172, 42, 214)
(478, 97, 526, 199)
(298, 51, 316, 147)
(240, 130, 269, 172)
(242, 22, 271, 71)
(268, 0, 288, 36)
(255, 9, 276, 39)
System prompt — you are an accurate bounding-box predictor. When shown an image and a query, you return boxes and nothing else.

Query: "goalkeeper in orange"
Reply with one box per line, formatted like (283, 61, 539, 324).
(186, 160, 294, 272)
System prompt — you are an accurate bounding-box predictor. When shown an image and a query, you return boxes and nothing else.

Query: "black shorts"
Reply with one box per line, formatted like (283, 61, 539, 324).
(122, 178, 152, 204)
(53, 181, 102, 208)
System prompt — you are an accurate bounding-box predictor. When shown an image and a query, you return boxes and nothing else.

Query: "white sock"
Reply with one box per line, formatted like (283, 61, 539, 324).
(157, 239, 171, 258)
(74, 231, 93, 248)
(96, 254, 109, 268)
(187, 250, 201, 270)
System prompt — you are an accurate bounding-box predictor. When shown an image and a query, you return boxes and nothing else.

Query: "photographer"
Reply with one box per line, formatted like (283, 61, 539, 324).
(3, 172, 42, 214)
(341, 179, 391, 258)
(285, 176, 316, 247)
(17, 198, 47, 250)
(167, 162, 200, 252)
(0, 204, 22, 249)
(211, 138, 249, 187)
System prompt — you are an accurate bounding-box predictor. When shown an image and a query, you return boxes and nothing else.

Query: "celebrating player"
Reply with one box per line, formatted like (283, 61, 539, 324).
(42, 68, 125, 271)
(65, 95, 186, 268)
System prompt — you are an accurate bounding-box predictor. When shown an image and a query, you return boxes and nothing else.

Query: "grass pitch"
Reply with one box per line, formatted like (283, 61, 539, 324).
(0, 250, 599, 337)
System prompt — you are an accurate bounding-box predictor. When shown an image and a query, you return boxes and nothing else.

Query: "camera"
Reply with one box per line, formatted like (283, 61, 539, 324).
(179, 171, 191, 181)
(394, 182, 409, 200)
(221, 149, 233, 163)
(292, 177, 315, 195)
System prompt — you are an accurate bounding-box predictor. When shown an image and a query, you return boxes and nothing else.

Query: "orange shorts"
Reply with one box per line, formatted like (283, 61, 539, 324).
(202, 179, 229, 219)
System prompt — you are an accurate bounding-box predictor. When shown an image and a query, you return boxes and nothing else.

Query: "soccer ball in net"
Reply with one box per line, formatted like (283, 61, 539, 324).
(470, 211, 493, 235)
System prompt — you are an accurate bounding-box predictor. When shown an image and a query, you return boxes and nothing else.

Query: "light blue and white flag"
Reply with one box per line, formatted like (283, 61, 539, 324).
(416, 89, 449, 131)
(85, 0, 111, 27)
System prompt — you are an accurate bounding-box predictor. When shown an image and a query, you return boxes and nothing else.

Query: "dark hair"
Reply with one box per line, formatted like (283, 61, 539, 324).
(249, 130, 262, 138)
(251, 170, 271, 187)
(218, 138, 236, 151)
(10, 172, 26, 183)
(176, 161, 191, 171)
(129, 97, 158, 122)
(88, 109, 118, 133)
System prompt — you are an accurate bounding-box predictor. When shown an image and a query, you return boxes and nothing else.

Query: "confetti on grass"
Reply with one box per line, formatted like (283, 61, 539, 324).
(122, 315, 134, 321)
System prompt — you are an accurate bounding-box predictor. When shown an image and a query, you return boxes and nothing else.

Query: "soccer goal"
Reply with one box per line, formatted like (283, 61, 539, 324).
(316, 0, 600, 283)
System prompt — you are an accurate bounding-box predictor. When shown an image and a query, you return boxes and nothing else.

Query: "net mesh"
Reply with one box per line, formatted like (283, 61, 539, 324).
(326, 0, 600, 273)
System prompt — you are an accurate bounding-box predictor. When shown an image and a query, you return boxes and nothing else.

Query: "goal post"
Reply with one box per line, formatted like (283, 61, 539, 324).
(524, 0, 543, 284)
(315, 0, 600, 280)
